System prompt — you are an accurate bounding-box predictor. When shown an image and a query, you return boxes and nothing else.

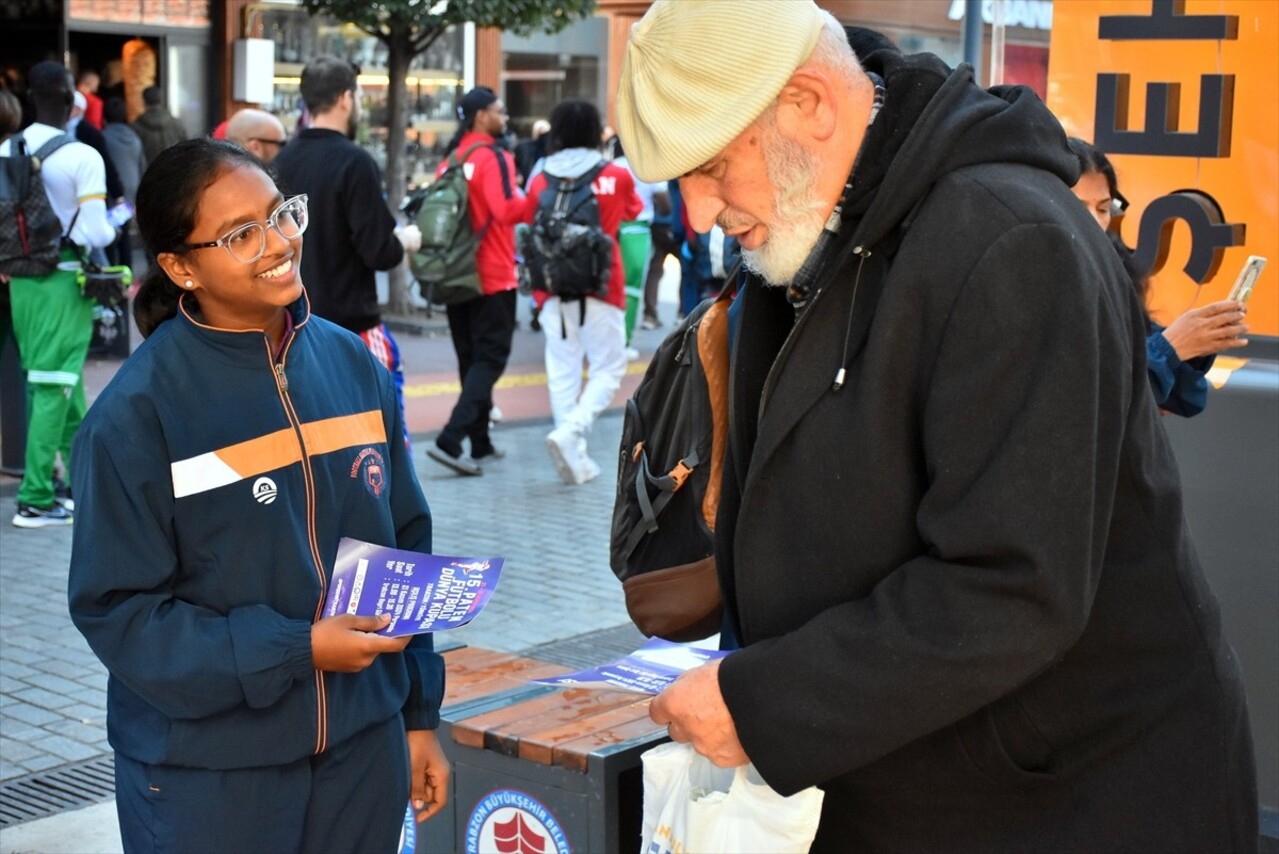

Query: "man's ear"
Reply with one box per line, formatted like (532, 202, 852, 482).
(155, 251, 196, 287)
(774, 69, 838, 144)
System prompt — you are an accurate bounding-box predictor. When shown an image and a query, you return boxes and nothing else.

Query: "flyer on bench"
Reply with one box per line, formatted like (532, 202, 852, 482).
(531, 637, 729, 695)
(323, 537, 504, 637)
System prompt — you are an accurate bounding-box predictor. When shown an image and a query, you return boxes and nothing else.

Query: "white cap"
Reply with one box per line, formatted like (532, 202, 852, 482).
(615, 0, 824, 183)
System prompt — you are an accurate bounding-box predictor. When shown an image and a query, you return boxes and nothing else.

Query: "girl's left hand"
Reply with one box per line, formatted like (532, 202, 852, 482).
(406, 729, 451, 823)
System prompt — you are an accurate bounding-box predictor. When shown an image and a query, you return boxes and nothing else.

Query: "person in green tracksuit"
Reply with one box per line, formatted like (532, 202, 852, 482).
(2, 61, 116, 528)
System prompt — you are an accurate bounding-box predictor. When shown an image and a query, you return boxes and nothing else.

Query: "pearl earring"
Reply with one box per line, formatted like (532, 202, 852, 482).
(184, 280, 194, 289)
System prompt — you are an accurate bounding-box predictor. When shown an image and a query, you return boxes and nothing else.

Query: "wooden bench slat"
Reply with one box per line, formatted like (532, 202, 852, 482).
(447, 661, 573, 708)
(551, 715, 669, 773)
(516, 700, 655, 768)
(453, 688, 642, 753)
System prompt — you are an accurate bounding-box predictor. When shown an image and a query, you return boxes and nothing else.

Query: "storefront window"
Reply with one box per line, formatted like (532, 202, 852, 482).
(260, 5, 465, 183)
(167, 42, 209, 139)
(500, 16, 608, 139)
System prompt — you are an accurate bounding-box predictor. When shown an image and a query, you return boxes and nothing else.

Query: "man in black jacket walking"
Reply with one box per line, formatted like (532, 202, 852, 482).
(616, 1, 1257, 851)
(275, 56, 420, 444)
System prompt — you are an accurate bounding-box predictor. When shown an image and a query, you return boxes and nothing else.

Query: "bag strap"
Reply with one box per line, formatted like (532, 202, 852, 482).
(32, 133, 74, 163)
(555, 161, 607, 218)
(623, 441, 702, 561)
(696, 293, 733, 532)
(453, 142, 512, 242)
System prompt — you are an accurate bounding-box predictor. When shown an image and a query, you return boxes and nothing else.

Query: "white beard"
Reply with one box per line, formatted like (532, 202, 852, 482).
(740, 131, 828, 287)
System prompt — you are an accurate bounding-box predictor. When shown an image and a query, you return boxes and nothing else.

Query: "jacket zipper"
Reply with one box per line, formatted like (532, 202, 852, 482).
(756, 246, 870, 424)
(269, 339, 330, 755)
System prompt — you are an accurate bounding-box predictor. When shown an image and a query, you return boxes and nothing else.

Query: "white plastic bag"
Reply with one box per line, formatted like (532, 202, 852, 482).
(639, 741, 824, 854)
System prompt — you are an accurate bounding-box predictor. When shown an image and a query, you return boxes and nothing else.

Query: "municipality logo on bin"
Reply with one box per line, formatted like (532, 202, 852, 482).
(466, 789, 570, 854)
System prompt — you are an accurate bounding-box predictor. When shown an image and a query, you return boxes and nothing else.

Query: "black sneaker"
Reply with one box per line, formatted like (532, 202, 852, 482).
(53, 478, 74, 512)
(426, 445, 483, 477)
(13, 503, 74, 529)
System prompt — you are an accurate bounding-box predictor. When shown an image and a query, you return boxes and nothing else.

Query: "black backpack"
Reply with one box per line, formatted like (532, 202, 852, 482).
(0, 134, 74, 277)
(517, 162, 613, 302)
(609, 287, 734, 642)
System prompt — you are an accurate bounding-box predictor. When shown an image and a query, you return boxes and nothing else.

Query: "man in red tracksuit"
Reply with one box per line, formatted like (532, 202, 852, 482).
(426, 87, 526, 476)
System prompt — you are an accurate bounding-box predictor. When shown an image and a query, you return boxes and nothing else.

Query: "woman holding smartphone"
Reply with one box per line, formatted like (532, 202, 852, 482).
(1068, 137, 1249, 416)
(68, 138, 448, 853)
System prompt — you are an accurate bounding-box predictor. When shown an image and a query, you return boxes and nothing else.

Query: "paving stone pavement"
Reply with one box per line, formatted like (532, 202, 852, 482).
(0, 412, 632, 786)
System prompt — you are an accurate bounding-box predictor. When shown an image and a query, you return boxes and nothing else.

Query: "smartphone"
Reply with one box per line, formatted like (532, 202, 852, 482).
(1226, 255, 1266, 304)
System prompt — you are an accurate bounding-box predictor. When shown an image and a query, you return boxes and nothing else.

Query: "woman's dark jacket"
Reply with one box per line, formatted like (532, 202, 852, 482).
(68, 295, 444, 770)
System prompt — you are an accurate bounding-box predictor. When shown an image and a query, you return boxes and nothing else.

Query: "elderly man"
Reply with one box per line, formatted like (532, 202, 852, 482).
(224, 108, 288, 164)
(616, 1, 1257, 851)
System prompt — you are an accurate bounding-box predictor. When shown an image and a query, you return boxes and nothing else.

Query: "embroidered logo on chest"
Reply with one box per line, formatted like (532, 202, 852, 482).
(252, 476, 278, 504)
(351, 447, 386, 498)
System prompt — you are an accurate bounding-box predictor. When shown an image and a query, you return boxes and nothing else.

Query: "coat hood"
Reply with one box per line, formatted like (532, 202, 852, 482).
(847, 51, 1079, 252)
(542, 147, 604, 180)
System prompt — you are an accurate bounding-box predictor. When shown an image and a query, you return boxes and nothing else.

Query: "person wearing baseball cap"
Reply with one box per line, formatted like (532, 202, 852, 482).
(619, 2, 1257, 850)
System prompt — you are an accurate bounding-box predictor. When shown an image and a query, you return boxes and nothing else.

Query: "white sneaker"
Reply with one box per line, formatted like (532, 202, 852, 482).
(578, 454, 601, 484)
(489, 404, 504, 424)
(546, 424, 589, 485)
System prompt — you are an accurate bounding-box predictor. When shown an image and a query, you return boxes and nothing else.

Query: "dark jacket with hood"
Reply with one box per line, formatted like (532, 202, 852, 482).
(715, 51, 1256, 852)
(130, 104, 187, 165)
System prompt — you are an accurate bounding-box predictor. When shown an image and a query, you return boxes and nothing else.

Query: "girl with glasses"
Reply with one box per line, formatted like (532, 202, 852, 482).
(67, 138, 449, 853)
(1067, 137, 1249, 417)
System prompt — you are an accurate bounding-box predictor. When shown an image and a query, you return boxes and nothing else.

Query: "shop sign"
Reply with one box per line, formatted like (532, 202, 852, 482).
(947, 0, 1055, 31)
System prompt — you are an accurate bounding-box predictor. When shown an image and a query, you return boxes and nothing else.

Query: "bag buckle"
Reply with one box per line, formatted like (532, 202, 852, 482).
(668, 459, 693, 491)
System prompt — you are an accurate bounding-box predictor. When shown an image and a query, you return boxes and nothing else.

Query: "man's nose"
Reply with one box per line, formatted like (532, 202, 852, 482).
(679, 176, 724, 234)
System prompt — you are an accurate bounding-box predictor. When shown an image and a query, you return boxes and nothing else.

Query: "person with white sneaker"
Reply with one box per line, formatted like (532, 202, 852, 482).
(4, 61, 116, 528)
(520, 100, 641, 485)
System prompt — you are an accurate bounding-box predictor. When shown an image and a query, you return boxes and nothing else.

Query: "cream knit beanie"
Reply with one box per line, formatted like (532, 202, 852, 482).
(615, 0, 824, 183)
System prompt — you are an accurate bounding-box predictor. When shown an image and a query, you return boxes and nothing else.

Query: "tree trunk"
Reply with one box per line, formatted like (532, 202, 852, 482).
(384, 34, 412, 316)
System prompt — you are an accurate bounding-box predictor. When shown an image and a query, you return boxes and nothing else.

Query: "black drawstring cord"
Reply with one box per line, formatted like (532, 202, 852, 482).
(832, 246, 869, 391)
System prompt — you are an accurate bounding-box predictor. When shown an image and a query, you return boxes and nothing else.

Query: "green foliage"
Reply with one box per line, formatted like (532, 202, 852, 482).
(301, 0, 596, 49)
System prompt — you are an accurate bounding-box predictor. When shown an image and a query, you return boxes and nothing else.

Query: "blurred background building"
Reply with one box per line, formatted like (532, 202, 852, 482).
(0, 0, 1050, 186)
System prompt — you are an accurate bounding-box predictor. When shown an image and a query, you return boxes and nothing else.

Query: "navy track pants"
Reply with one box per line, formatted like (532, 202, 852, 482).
(114, 714, 410, 854)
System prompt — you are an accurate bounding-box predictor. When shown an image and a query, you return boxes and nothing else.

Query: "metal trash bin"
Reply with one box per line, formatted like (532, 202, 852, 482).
(431, 665, 667, 854)
(415, 647, 573, 854)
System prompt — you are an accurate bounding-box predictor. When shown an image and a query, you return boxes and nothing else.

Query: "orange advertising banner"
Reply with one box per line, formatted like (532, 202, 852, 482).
(1047, 0, 1278, 336)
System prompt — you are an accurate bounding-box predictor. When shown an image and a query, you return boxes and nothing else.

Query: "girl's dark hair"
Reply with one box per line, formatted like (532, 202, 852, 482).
(1066, 136, 1120, 201)
(546, 100, 602, 154)
(133, 138, 262, 337)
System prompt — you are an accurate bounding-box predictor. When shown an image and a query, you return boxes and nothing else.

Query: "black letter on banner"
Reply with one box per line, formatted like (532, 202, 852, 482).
(1099, 0, 1238, 40)
(1095, 73, 1233, 157)
(1133, 190, 1245, 284)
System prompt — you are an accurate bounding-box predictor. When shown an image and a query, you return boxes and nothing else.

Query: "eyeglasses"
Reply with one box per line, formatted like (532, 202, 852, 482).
(250, 137, 287, 148)
(181, 195, 308, 264)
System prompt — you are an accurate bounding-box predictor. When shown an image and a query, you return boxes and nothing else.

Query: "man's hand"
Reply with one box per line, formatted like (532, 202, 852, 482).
(394, 223, 423, 254)
(407, 729, 451, 823)
(310, 613, 411, 672)
(649, 659, 749, 767)
(1160, 300, 1248, 361)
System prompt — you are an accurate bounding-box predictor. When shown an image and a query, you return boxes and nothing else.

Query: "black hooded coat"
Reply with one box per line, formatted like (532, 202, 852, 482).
(714, 51, 1257, 852)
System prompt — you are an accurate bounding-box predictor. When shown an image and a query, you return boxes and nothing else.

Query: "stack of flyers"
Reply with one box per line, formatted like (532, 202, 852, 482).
(323, 537, 504, 637)
(532, 638, 729, 695)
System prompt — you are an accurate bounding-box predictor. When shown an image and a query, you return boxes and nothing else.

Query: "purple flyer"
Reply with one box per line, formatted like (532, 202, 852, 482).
(531, 638, 729, 695)
(323, 537, 504, 637)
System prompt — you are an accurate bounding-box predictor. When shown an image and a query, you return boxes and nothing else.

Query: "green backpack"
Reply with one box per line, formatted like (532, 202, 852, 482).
(406, 142, 510, 306)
